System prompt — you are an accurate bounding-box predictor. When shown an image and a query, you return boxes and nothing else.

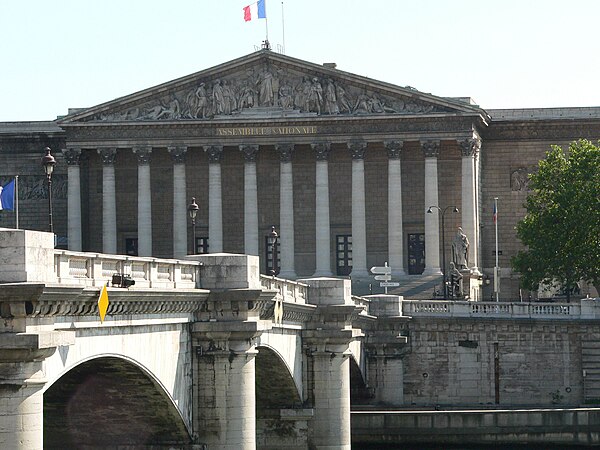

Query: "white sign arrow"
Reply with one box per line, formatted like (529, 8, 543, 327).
(374, 274, 391, 281)
(370, 265, 391, 275)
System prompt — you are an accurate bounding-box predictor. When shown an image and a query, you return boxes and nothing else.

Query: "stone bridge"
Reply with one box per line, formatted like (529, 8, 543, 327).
(3, 228, 600, 449)
(0, 228, 377, 450)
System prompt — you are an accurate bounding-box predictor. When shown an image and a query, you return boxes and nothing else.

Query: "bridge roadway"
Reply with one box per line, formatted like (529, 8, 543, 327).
(2, 228, 600, 449)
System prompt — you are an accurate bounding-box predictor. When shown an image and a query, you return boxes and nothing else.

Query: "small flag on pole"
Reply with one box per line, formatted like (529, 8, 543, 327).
(0, 179, 15, 211)
(492, 201, 497, 223)
(98, 284, 109, 323)
(243, 0, 267, 21)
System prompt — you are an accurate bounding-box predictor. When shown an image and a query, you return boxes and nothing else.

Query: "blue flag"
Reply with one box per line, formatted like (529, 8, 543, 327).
(0, 179, 15, 211)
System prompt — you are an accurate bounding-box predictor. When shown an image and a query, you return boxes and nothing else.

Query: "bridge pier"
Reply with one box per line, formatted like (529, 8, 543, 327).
(194, 328, 263, 450)
(0, 331, 74, 450)
(189, 253, 274, 450)
(300, 277, 360, 450)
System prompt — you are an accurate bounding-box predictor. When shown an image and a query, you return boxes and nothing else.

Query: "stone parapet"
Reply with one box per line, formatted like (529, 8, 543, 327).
(297, 277, 352, 306)
(0, 228, 55, 283)
(186, 253, 261, 290)
(364, 294, 403, 317)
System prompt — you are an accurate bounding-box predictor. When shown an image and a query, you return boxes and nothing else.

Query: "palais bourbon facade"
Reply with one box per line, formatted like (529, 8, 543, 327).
(2, 50, 600, 300)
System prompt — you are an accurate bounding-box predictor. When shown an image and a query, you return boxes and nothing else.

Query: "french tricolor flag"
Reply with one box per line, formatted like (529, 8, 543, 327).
(244, 0, 267, 22)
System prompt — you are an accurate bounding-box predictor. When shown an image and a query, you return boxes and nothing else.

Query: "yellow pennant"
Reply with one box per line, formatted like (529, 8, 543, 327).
(98, 283, 109, 323)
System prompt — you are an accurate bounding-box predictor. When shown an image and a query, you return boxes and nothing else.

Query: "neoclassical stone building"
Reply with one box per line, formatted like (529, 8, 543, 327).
(1, 50, 599, 300)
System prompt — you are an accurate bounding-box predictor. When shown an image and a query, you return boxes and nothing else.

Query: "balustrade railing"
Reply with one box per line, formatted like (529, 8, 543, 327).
(53, 250, 200, 289)
(260, 275, 309, 304)
(401, 300, 589, 319)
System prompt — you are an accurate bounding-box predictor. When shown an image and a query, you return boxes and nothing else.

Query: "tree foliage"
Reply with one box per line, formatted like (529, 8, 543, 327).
(512, 139, 600, 299)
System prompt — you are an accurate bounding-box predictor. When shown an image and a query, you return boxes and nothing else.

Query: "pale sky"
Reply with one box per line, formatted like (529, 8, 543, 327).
(2, 0, 599, 122)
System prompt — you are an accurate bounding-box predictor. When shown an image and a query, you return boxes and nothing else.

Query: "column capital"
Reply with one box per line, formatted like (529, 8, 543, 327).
(204, 145, 224, 163)
(240, 144, 259, 162)
(62, 148, 82, 165)
(133, 146, 152, 165)
(348, 141, 367, 160)
(275, 143, 295, 162)
(421, 140, 440, 158)
(384, 140, 404, 159)
(168, 145, 187, 164)
(458, 138, 481, 157)
(98, 147, 117, 165)
(312, 142, 331, 161)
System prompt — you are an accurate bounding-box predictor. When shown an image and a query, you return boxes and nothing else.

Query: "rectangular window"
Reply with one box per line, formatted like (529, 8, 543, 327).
(336, 234, 352, 276)
(195, 237, 209, 255)
(408, 233, 425, 275)
(125, 238, 138, 256)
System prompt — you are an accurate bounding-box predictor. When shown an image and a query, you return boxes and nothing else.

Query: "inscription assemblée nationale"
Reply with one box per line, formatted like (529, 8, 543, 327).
(216, 126, 318, 136)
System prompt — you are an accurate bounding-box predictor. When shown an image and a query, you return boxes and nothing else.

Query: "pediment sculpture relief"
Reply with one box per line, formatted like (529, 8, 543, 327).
(86, 64, 448, 122)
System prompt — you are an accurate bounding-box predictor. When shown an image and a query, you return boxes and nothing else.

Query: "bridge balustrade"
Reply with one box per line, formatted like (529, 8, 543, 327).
(53, 249, 200, 289)
(259, 275, 309, 304)
(402, 299, 585, 319)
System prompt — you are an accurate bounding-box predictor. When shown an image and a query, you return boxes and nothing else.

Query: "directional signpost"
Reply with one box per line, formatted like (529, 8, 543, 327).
(370, 262, 399, 293)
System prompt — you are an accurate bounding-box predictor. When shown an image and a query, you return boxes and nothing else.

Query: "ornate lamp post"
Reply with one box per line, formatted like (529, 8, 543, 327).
(269, 225, 279, 276)
(187, 197, 199, 255)
(41, 147, 56, 233)
(427, 205, 459, 299)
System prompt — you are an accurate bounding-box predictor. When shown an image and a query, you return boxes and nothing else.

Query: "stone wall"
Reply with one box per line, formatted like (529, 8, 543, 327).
(400, 316, 596, 407)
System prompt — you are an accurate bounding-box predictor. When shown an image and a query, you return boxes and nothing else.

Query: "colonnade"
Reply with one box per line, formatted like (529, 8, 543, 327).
(62, 137, 481, 277)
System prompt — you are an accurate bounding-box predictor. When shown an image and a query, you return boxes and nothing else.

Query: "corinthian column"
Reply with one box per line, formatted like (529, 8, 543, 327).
(205, 145, 224, 253)
(169, 146, 187, 258)
(385, 141, 406, 277)
(312, 142, 332, 276)
(133, 146, 152, 257)
(63, 148, 82, 251)
(421, 141, 442, 275)
(276, 143, 296, 279)
(240, 145, 259, 256)
(458, 137, 481, 272)
(349, 141, 369, 278)
(98, 147, 117, 254)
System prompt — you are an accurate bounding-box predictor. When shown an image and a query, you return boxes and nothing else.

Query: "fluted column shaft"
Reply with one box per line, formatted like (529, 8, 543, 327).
(63, 148, 82, 251)
(385, 141, 406, 277)
(240, 145, 259, 256)
(277, 144, 296, 278)
(422, 141, 442, 275)
(459, 138, 481, 272)
(133, 147, 152, 257)
(349, 141, 369, 278)
(313, 143, 332, 276)
(98, 148, 117, 254)
(169, 146, 187, 258)
(206, 146, 224, 253)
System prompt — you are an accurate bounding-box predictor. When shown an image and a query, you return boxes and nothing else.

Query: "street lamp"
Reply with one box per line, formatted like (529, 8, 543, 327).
(187, 197, 199, 255)
(41, 147, 56, 233)
(269, 225, 279, 276)
(427, 205, 459, 299)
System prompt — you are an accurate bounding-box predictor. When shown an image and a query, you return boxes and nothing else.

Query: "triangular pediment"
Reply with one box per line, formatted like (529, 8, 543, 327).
(58, 50, 484, 125)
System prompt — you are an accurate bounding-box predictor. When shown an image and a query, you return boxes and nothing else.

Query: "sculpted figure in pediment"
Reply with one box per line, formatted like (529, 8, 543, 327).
(324, 79, 339, 115)
(279, 83, 294, 109)
(238, 81, 256, 109)
(257, 69, 277, 106)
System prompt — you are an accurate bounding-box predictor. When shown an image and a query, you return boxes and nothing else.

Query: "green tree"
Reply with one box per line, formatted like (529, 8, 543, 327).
(512, 139, 600, 301)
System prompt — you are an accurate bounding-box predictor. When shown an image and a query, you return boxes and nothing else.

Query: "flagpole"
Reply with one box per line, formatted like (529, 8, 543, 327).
(281, 1, 286, 54)
(494, 197, 499, 302)
(15, 175, 19, 229)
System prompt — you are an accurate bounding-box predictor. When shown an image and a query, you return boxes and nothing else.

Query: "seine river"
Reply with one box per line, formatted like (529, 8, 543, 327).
(355, 445, 595, 449)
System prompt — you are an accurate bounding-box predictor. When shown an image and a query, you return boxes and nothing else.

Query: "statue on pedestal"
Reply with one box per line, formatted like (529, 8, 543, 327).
(451, 227, 469, 269)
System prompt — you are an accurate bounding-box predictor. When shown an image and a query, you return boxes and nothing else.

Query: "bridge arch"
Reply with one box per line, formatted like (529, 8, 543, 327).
(255, 344, 303, 413)
(43, 355, 192, 448)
